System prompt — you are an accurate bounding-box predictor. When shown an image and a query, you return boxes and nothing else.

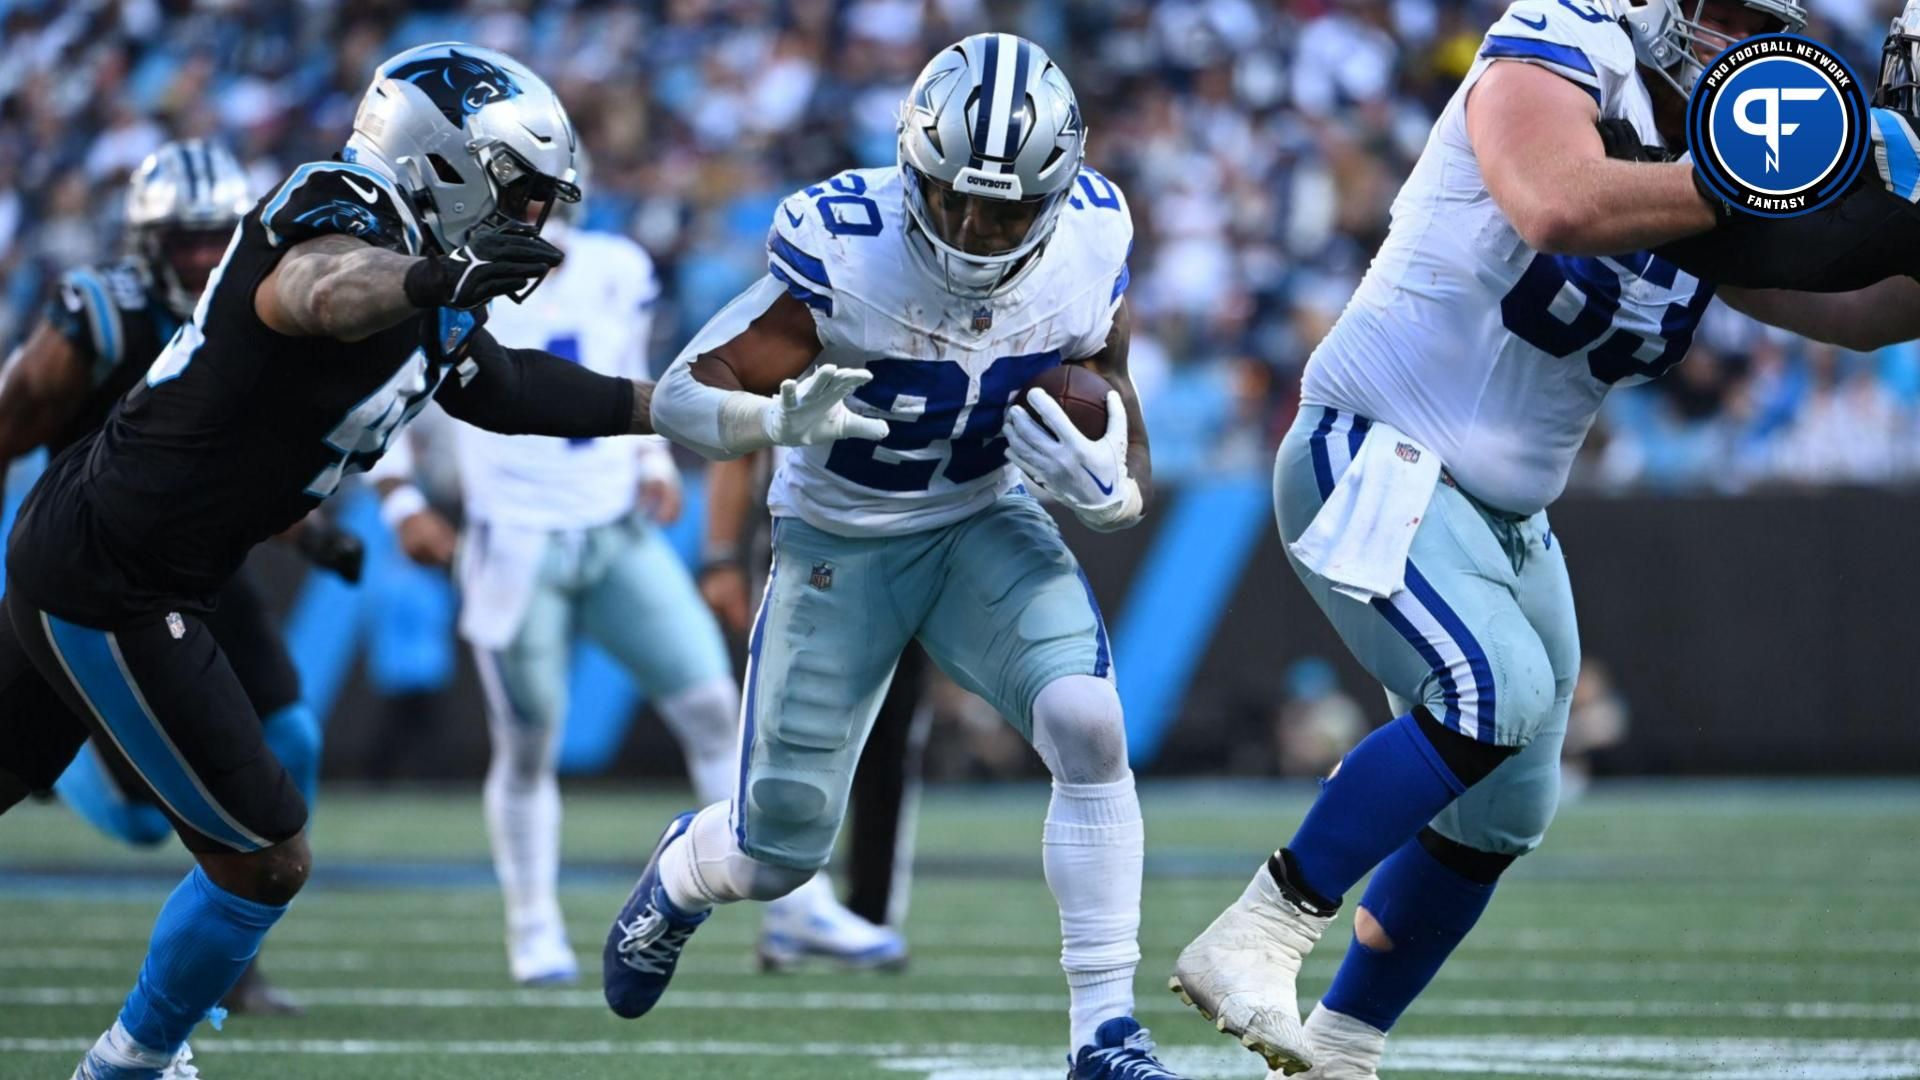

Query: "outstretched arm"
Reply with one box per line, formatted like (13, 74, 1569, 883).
(652, 277, 886, 460)
(436, 328, 653, 437)
(1720, 279, 1920, 352)
(1468, 62, 1716, 255)
(0, 322, 91, 474)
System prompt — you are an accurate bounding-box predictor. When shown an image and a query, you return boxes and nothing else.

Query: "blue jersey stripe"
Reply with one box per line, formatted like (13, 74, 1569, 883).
(767, 233, 831, 289)
(769, 263, 832, 315)
(1874, 108, 1920, 200)
(41, 614, 267, 851)
(1480, 34, 1596, 76)
(68, 271, 120, 366)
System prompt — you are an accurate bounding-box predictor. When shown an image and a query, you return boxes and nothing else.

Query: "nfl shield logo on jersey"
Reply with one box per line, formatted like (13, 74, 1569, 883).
(809, 562, 835, 591)
(971, 305, 994, 332)
(166, 612, 186, 640)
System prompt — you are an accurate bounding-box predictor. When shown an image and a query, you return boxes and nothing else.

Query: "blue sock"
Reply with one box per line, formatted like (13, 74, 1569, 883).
(262, 703, 321, 816)
(54, 745, 174, 847)
(118, 866, 288, 1054)
(1284, 714, 1466, 905)
(1321, 835, 1497, 1031)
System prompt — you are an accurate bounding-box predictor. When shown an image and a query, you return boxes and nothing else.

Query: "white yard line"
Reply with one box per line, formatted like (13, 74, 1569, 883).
(4, 1035, 1919, 1079)
(1, 985, 1914, 1020)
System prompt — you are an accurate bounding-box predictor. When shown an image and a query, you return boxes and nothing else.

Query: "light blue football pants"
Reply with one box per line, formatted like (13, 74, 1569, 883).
(1276, 407, 1578, 855)
(471, 515, 734, 778)
(736, 492, 1112, 869)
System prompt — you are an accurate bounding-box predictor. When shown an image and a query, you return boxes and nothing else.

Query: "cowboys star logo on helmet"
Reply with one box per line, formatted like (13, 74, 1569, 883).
(1687, 33, 1869, 215)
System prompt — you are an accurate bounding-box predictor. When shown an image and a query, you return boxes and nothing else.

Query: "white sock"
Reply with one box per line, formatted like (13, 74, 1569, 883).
(656, 677, 741, 805)
(763, 867, 831, 920)
(1045, 773, 1145, 1052)
(659, 800, 815, 912)
(483, 722, 563, 935)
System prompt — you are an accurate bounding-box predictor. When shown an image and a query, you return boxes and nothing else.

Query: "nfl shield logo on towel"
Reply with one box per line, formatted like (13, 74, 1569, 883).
(1395, 442, 1421, 464)
(809, 562, 835, 591)
(972, 306, 993, 332)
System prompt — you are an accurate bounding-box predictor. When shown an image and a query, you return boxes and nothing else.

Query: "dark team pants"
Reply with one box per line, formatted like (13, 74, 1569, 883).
(0, 590, 306, 853)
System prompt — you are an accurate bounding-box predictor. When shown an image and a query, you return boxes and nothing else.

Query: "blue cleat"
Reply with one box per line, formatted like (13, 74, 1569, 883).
(602, 811, 709, 1019)
(1071, 1017, 1186, 1079)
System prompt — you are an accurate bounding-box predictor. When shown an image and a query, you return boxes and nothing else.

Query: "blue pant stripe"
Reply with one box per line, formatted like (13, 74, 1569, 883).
(1309, 407, 1338, 499)
(1074, 568, 1111, 679)
(1368, 593, 1463, 728)
(1403, 565, 1498, 741)
(40, 615, 267, 851)
(734, 551, 777, 848)
(1347, 414, 1371, 459)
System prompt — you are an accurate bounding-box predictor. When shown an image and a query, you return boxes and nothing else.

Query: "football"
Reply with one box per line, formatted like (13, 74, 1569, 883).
(1018, 364, 1111, 440)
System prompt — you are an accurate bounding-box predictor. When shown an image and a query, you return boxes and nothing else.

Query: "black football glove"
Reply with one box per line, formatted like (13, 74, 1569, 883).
(1594, 118, 1665, 163)
(404, 223, 564, 310)
(294, 514, 367, 584)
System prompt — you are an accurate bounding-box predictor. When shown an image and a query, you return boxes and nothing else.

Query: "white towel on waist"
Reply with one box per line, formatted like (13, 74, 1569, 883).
(455, 519, 550, 651)
(1289, 421, 1441, 603)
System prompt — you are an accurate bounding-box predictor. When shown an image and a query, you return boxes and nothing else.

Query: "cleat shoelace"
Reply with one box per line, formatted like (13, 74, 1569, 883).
(615, 905, 697, 975)
(1086, 1027, 1181, 1079)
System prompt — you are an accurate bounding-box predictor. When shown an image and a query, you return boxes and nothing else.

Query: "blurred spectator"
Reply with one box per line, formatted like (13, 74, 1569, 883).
(1272, 657, 1366, 777)
(1562, 657, 1630, 800)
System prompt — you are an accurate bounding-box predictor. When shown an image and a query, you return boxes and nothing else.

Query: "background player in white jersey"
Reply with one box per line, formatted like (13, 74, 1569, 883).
(376, 189, 900, 985)
(1164, 0, 1904, 1075)
(613, 33, 1183, 1080)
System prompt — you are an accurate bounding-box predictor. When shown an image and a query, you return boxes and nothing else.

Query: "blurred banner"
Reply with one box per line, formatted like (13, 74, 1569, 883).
(220, 477, 1920, 782)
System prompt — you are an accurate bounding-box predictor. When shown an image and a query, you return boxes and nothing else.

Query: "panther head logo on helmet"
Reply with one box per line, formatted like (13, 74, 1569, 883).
(387, 48, 524, 127)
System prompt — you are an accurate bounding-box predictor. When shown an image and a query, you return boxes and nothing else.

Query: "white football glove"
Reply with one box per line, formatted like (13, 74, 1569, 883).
(1004, 388, 1143, 531)
(762, 364, 891, 447)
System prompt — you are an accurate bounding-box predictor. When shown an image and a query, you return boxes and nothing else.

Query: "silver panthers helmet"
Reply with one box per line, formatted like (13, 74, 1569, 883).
(897, 33, 1086, 297)
(126, 139, 253, 317)
(344, 42, 581, 252)
(1876, 0, 1920, 115)
(1615, 0, 1808, 95)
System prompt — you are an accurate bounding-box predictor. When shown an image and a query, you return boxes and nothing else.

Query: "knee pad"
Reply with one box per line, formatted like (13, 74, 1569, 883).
(1430, 729, 1564, 855)
(741, 768, 845, 871)
(262, 703, 322, 808)
(1030, 676, 1128, 785)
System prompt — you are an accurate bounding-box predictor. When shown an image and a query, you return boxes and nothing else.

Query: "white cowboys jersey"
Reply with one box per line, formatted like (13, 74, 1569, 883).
(1302, 0, 1715, 515)
(754, 165, 1133, 537)
(457, 226, 663, 529)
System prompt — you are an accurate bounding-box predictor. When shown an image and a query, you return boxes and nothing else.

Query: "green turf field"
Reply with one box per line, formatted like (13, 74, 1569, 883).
(3, 781, 1917, 1079)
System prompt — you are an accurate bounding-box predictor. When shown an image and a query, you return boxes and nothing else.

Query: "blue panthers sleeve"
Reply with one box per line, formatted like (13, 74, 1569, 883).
(1477, 0, 1618, 105)
(259, 162, 421, 254)
(44, 268, 122, 384)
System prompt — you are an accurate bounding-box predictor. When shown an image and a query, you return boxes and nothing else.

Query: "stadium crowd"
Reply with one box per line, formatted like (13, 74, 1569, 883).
(3, 0, 1917, 492)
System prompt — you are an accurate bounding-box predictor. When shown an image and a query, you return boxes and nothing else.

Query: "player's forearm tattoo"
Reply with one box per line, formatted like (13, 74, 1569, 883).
(274, 235, 426, 342)
(630, 379, 656, 435)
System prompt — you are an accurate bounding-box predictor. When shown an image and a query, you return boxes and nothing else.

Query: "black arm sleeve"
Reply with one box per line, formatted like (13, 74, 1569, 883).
(435, 327, 636, 437)
(1656, 179, 1920, 292)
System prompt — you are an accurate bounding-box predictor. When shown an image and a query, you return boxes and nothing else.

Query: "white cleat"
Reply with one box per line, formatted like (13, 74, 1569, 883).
(1168, 862, 1334, 1076)
(159, 1046, 202, 1080)
(507, 918, 580, 986)
(1284, 1008, 1386, 1079)
(758, 882, 907, 973)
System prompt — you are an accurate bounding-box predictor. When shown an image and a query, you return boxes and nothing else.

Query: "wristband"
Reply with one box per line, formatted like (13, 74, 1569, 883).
(380, 484, 429, 530)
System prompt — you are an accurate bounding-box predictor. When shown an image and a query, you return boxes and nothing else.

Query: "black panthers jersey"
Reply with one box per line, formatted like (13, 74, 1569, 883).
(8, 160, 480, 624)
(1657, 177, 1920, 292)
(41, 259, 181, 456)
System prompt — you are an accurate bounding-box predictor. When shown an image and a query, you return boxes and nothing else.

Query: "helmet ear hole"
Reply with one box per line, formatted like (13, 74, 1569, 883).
(426, 154, 466, 185)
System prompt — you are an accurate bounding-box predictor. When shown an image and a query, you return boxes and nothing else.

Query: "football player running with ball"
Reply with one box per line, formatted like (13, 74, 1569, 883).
(613, 33, 1179, 1080)
(0, 43, 656, 1080)
(1166, 0, 1912, 1075)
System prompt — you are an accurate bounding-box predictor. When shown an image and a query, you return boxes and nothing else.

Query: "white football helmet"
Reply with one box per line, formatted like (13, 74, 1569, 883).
(897, 33, 1086, 296)
(1615, 0, 1808, 95)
